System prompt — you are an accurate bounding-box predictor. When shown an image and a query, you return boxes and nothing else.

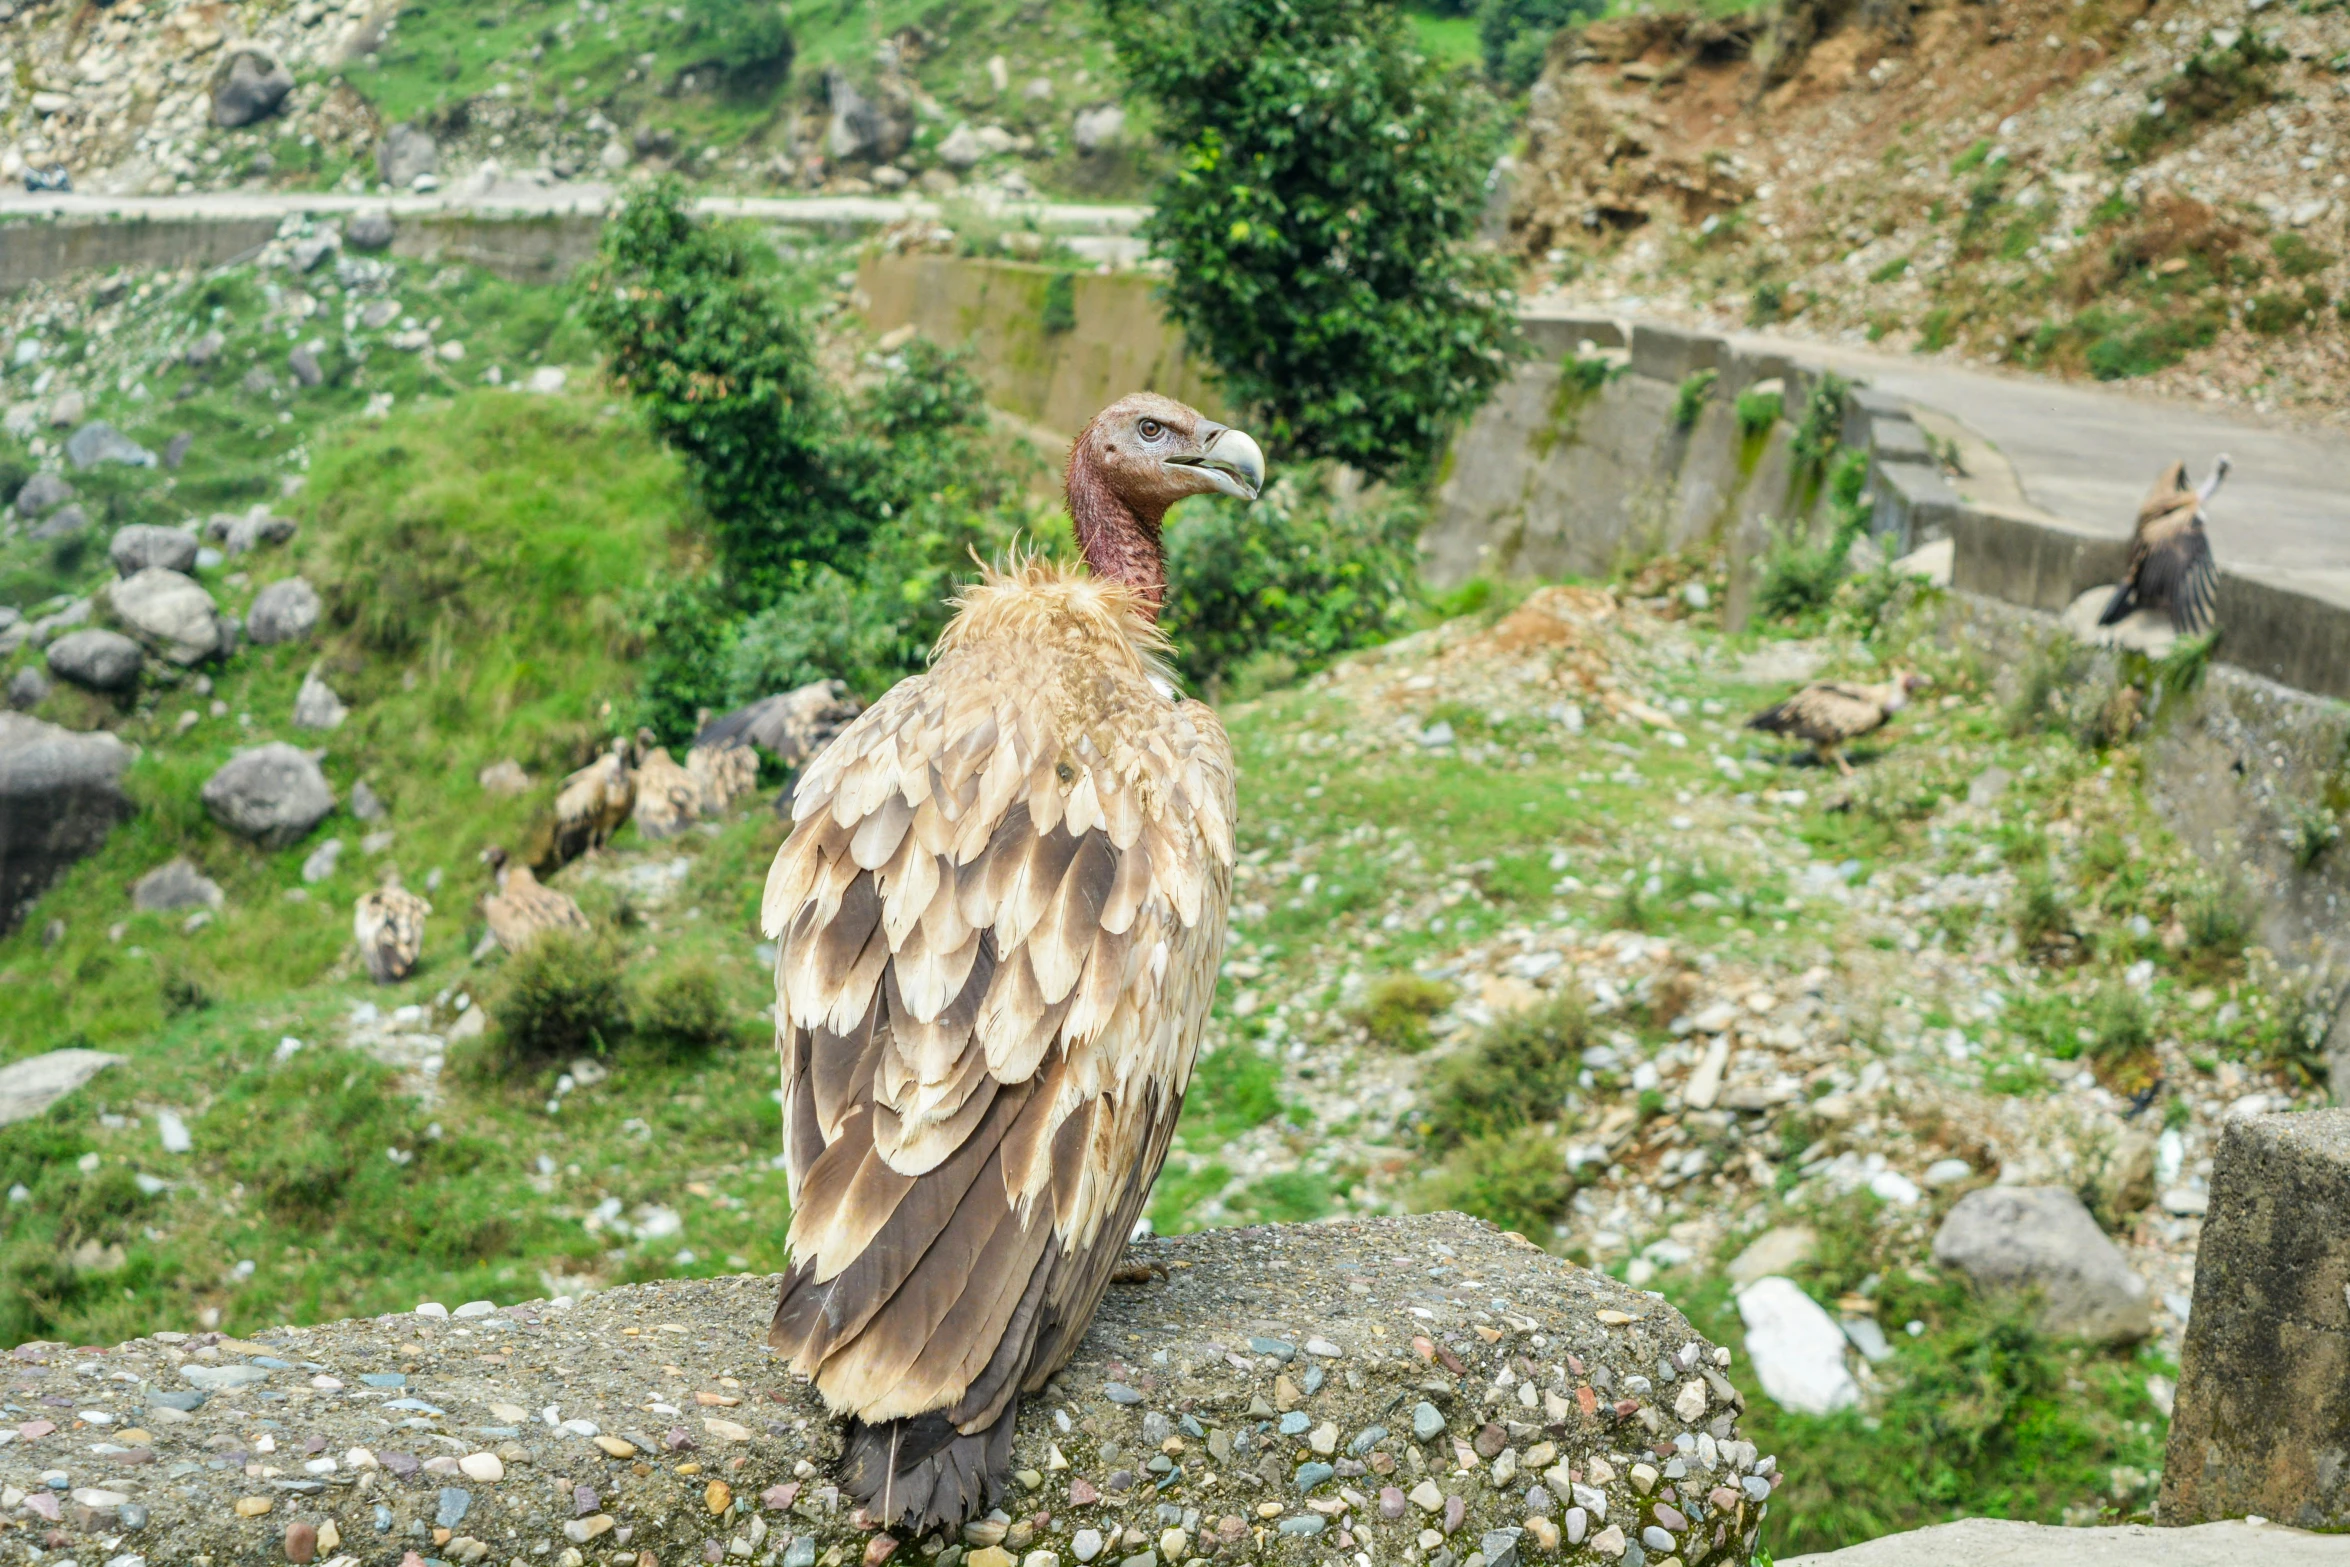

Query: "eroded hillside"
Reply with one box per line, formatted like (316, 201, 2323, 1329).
(1512, 0, 2350, 425)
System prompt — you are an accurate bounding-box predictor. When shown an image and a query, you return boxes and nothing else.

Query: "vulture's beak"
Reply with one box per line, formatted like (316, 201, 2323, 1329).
(1170, 422, 1265, 502)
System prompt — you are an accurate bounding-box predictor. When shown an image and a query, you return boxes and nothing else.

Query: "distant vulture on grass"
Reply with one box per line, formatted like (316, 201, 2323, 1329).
(685, 737, 759, 815)
(481, 845, 590, 951)
(354, 881, 430, 984)
(1748, 670, 1926, 776)
(761, 393, 1261, 1529)
(2100, 454, 2226, 635)
(630, 729, 702, 840)
(550, 738, 634, 864)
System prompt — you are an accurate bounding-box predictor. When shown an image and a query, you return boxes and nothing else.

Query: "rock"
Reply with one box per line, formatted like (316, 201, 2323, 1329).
(243, 366, 279, 396)
(695, 680, 862, 769)
(938, 124, 987, 169)
(478, 759, 531, 795)
(1774, 1517, 2347, 1565)
(185, 330, 226, 367)
(48, 389, 86, 427)
(2160, 1109, 2350, 1530)
(289, 346, 324, 388)
(30, 501, 88, 539)
(47, 628, 144, 691)
(301, 838, 342, 883)
(347, 211, 395, 250)
(163, 432, 194, 469)
(1735, 1277, 1859, 1415)
(1921, 1158, 1973, 1188)
(378, 123, 439, 187)
(212, 46, 293, 127)
(31, 598, 93, 646)
(1931, 1186, 2152, 1344)
(352, 779, 385, 820)
(222, 508, 299, 555)
(7, 667, 48, 710)
(109, 568, 224, 665)
(0, 1046, 124, 1127)
(825, 68, 909, 163)
(110, 524, 201, 576)
(133, 858, 225, 913)
(1072, 104, 1126, 154)
(202, 743, 335, 848)
(248, 577, 322, 644)
(293, 667, 348, 731)
(66, 421, 157, 470)
(1726, 1226, 1815, 1287)
(13, 470, 73, 518)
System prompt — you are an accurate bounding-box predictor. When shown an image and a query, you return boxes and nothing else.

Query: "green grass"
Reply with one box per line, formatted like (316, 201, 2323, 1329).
(1405, 7, 1484, 71)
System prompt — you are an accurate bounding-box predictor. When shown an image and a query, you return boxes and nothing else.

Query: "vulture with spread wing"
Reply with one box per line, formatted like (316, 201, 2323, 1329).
(2100, 454, 2226, 634)
(762, 394, 1263, 1531)
(1748, 670, 1924, 776)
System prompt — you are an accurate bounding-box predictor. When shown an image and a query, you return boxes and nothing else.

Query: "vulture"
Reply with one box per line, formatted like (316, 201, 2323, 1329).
(696, 679, 864, 769)
(686, 738, 760, 817)
(1747, 669, 1925, 776)
(2099, 454, 2226, 635)
(631, 732, 703, 840)
(354, 882, 431, 984)
(761, 393, 1261, 1530)
(551, 739, 635, 864)
(481, 846, 591, 951)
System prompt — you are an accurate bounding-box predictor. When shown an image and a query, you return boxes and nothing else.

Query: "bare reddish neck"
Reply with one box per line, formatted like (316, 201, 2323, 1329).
(1067, 446, 1166, 620)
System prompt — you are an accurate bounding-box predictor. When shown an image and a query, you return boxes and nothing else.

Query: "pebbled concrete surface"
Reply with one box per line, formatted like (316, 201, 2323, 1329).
(1783, 1517, 2349, 1565)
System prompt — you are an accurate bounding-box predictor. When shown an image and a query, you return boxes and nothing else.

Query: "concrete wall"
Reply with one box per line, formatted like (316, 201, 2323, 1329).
(854, 251, 1223, 437)
(0, 215, 283, 292)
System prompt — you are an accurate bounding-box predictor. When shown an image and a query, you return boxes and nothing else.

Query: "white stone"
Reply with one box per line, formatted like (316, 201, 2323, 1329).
(0, 1048, 124, 1128)
(1735, 1276, 1860, 1416)
(1922, 1158, 1973, 1187)
(458, 1451, 503, 1481)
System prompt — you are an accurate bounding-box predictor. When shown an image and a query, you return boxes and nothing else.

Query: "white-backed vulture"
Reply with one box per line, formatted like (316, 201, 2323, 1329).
(762, 394, 1262, 1530)
(481, 845, 591, 951)
(354, 883, 431, 984)
(551, 739, 635, 864)
(2100, 454, 2226, 634)
(1747, 669, 1925, 776)
(631, 733, 702, 840)
(686, 738, 760, 816)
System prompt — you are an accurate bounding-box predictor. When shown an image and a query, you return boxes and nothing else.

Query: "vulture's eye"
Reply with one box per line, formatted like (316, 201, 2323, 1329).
(1137, 417, 1166, 442)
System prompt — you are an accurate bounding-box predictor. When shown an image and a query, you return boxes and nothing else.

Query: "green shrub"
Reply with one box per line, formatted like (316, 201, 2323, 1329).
(2270, 233, 2335, 279)
(2180, 878, 2250, 962)
(1161, 466, 1423, 694)
(2245, 285, 2328, 335)
(1672, 368, 1718, 432)
(2080, 305, 2224, 380)
(1477, 0, 1598, 90)
(1749, 280, 1786, 326)
(1419, 1125, 1574, 1238)
(2120, 30, 2284, 162)
(2085, 983, 2152, 1060)
(675, 0, 793, 84)
(635, 962, 741, 1059)
(1950, 138, 1993, 175)
(2014, 866, 2073, 950)
(1422, 998, 1587, 1149)
(1107, 0, 1519, 480)
(1756, 512, 1863, 626)
(1040, 270, 1078, 334)
(1735, 385, 1784, 441)
(1352, 973, 1458, 1053)
(489, 930, 632, 1065)
(1788, 370, 1849, 475)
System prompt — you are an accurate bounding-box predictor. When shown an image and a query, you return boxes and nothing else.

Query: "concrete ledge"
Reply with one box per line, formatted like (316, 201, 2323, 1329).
(1782, 1517, 2344, 1566)
(1949, 506, 2132, 614)
(2161, 1109, 2350, 1530)
(1520, 309, 1626, 356)
(1630, 322, 1723, 383)
(0, 1213, 1773, 1565)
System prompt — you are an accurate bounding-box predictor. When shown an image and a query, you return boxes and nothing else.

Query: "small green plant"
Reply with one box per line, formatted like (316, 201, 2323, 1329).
(1755, 512, 1864, 626)
(2014, 866, 2074, 951)
(1673, 368, 1719, 432)
(1352, 973, 1458, 1053)
(1418, 1125, 1574, 1239)
(2291, 802, 2344, 869)
(1789, 370, 1850, 475)
(2245, 285, 2329, 335)
(1421, 998, 1588, 1149)
(2179, 877, 2251, 963)
(2084, 983, 2152, 1060)
(1039, 270, 1078, 334)
(1749, 281, 1786, 326)
(1608, 879, 1651, 932)
(2270, 233, 2336, 279)
(1950, 138, 1993, 175)
(1919, 307, 1957, 352)
(488, 930, 632, 1066)
(634, 962, 740, 1059)
(1735, 385, 1784, 441)
(2120, 30, 2286, 162)
(1868, 255, 1911, 284)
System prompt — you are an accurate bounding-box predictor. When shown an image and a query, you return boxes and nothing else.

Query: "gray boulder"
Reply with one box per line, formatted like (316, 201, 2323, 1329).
(202, 743, 334, 847)
(46, 628, 143, 692)
(1931, 1185, 2152, 1344)
(0, 714, 133, 934)
(13, 471, 73, 519)
(108, 568, 224, 665)
(824, 69, 909, 163)
(346, 211, 395, 251)
(211, 46, 293, 129)
(110, 523, 201, 577)
(288, 345, 324, 388)
(247, 577, 321, 645)
(29, 599, 91, 647)
(29, 503, 88, 540)
(132, 857, 224, 913)
(185, 330, 225, 367)
(211, 507, 298, 555)
(377, 123, 438, 188)
(1072, 103, 1126, 154)
(7, 667, 49, 710)
(0, 1047, 125, 1127)
(163, 432, 193, 469)
(65, 421, 156, 470)
(291, 667, 347, 731)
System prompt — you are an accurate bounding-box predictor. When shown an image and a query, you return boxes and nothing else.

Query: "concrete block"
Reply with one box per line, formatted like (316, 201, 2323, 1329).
(1949, 505, 2131, 614)
(1521, 311, 1626, 356)
(1842, 384, 1908, 449)
(2160, 1109, 2350, 1531)
(1868, 418, 1932, 465)
(1630, 323, 1722, 383)
(1719, 345, 1793, 398)
(2209, 568, 2350, 704)
(1781, 1516, 2345, 1566)
(1868, 457, 1960, 552)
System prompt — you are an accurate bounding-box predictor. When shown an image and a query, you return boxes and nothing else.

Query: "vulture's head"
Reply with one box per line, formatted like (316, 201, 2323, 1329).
(1887, 668, 1927, 707)
(1069, 393, 1265, 524)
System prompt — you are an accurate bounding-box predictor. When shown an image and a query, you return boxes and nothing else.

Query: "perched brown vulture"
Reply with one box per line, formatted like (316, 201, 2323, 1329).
(631, 733, 703, 840)
(686, 738, 760, 816)
(760, 393, 1262, 1530)
(1747, 670, 1925, 776)
(354, 882, 431, 984)
(482, 846, 591, 951)
(551, 739, 635, 864)
(2100, 454, 2226, 634)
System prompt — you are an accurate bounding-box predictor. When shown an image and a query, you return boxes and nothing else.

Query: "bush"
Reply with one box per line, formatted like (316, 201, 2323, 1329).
(1756, 516, 1858, 625)
(2120, 30, 2284, 163)
(1106, 0, 1519, 480)
(1734, 385, 1783, 441)
(1478, 0, 1598, 90)
(1672, 368, 1717, 432)
(1419, 1125, 1574, 1238)
(1422, 998, 1587, 1150)
(489, 930, 631, 1065)
(635, 963, 741, 1059)
(1161, 467, 1423, 694)
(1351, 973, 1457, 1053)
(677, 0, 792, 85)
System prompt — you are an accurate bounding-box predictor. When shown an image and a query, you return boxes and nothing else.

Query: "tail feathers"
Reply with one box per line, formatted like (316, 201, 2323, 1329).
(1746, 702, 1792, 735)
(844, 1404, 1020, 1532)
(2096, 581, 2136, 626)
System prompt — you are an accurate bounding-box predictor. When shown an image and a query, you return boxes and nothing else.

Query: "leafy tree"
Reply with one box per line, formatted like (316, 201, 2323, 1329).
(1478, 0, 1598, 91)
(678, 0, 794, 86)
(1105, 0, 1518, 480)
(579, 178, 854, 597)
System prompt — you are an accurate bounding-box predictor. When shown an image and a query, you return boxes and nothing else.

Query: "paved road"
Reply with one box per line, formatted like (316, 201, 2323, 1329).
(1733, 329, 2350, 607)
